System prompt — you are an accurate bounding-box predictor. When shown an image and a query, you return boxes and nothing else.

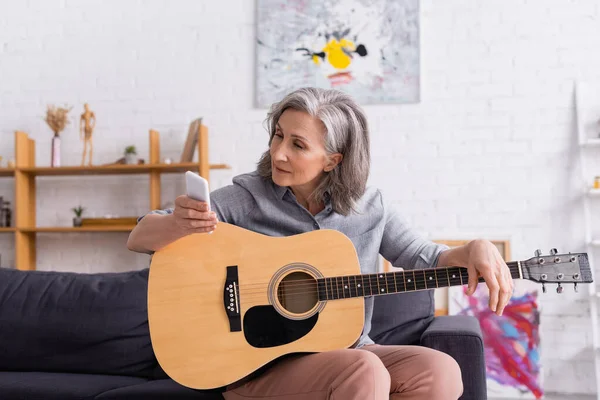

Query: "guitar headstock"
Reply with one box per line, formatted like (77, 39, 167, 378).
(521, 249, 592, 293)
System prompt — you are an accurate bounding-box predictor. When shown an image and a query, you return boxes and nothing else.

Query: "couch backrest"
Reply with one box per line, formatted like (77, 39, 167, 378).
(0, 267, 159, 378)
(370, 289, 435, 345)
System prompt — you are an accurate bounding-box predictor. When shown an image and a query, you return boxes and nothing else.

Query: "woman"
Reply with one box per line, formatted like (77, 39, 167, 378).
(128, 87, 514, 400)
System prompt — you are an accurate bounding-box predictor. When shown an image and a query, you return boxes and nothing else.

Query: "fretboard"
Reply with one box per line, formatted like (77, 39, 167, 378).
(316, 262, 520, 301)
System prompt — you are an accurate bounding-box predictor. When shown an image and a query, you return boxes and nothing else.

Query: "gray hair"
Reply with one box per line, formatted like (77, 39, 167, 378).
(257, 87, 370, 216)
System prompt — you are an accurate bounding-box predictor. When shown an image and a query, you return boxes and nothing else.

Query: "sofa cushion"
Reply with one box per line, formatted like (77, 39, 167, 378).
(0, 371, 147, 400)
(0, 267, 159, 378)
(95, 379, 224, 400)
(370, 290, 434, 345)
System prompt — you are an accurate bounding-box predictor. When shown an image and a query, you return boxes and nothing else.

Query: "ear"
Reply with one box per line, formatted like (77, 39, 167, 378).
(324, 153, 343, 172)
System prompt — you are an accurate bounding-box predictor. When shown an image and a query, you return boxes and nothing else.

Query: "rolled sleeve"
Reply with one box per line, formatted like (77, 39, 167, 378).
(378, 192, 448, 270)
(137, 208, 174, 224)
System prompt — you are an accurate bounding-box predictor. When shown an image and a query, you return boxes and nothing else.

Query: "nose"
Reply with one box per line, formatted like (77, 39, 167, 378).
(271, 141, 288, 162)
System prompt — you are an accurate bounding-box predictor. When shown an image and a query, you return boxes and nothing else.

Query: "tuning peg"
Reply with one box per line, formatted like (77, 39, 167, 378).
(556, 283, 564, 294)
(550, 248, 558, 255)
(542, 283, 546, 293)
(535, 249, 543, 257)
(574, 283, 578, 293)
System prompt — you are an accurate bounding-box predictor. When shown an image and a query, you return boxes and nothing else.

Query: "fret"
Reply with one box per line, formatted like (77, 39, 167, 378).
(422, 270, 428, 289)
(381, 273, 389, 294)
(434, 268, 439, 288)
(363, 274, 372, 296)
(424, 269, 438, 289)
(368, 274, 376, 296)
(338, 276, 345, 299)
(346, 276, 355, 298)
(355, 275, 364, 297)
(329, 277, 336, 299)
(447, 267, 462, 287)
(385, 273, 396, 294)
(461, 269, 470, 285)
(376, 273, 381, 294)
(459, 268, 464, 285)
(335, 277, 341, 299)
(360, 274, 367, 297)
(403, 270, 408, 292)
(446, 267, 451, 287)
(393, 271, 398, 293)
(317, 279, 327, 301)
(395, 271, 406, 293)
(413, 270, 426, 291)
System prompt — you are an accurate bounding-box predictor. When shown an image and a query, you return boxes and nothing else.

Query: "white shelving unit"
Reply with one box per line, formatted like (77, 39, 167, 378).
(575, 80, 600, 398)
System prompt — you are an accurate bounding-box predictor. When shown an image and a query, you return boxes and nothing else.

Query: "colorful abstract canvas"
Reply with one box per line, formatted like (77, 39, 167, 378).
(255, 0, 420, 107)
(449, 282, 542, 399)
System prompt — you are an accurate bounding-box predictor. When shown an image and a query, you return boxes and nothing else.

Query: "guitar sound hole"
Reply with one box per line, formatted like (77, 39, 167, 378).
(277, 271, 318, 314)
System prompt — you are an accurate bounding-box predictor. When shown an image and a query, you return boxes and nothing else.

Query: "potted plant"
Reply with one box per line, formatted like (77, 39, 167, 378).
(124, 146, 137, 165)
(72, 205, 85, 227)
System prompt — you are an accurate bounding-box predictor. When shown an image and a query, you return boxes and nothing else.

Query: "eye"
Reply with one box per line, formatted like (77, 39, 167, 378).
(294, 142, 304, 149)
(274, 132, 283, 139)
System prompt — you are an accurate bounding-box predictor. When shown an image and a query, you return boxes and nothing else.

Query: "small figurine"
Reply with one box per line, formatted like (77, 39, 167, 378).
(80, 103, 96, 166)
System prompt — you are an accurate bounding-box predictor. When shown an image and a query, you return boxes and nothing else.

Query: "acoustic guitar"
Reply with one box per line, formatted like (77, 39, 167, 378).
(147, 222, 592, 389)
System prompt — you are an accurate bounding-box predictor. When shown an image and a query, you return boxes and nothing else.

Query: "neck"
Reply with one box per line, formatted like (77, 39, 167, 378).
(290, 185, 322, 215)
(312, 263, 522, 301)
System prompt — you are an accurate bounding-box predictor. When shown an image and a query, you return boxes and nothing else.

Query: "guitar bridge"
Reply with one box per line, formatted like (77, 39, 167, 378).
(224, 266, 241, 332)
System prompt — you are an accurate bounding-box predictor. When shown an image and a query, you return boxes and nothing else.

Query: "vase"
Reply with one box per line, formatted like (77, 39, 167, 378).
(125, 153, 137, 164)
(51, 134, 61, 167)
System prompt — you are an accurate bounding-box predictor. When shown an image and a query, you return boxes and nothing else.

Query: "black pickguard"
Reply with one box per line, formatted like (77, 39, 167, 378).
(243, 305, 318, 348)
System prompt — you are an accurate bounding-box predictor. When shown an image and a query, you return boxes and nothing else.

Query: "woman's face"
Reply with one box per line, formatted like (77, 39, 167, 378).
(270, 109, 341, 191)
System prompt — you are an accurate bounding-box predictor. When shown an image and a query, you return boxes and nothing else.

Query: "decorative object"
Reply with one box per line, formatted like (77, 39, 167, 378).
(443, 241, 542, 399)
(595, 176, 600, 189)
(255, 0, 420, 107)
(1, 200, 11, 228)
(44, 105, 72, 167)
(71, 205, 85, 227)
(181, 118, 202, 162)
(124, 146, 137, 164)
(80, 103, 96, 166)
(7, 159, 14, 168)
(163, 157, 172, 164)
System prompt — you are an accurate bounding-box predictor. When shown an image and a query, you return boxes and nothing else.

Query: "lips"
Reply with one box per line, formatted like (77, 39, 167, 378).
(274, 166, 290, 173)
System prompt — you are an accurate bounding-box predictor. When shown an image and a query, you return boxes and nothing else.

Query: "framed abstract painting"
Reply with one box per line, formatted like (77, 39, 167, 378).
(255, 0, 420, 107)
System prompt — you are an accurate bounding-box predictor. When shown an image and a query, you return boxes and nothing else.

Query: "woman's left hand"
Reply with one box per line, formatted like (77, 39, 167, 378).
(465, 239, 514, 316)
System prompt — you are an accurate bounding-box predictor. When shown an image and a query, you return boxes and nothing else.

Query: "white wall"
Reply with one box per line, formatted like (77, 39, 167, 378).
(1, 0, 599, 395)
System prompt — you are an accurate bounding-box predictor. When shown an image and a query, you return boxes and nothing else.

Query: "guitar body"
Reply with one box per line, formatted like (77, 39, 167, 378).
(148, 222, 364, 390)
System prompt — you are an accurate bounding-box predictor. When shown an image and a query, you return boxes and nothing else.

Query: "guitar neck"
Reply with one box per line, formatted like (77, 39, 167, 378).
(316, 262, 521, 301)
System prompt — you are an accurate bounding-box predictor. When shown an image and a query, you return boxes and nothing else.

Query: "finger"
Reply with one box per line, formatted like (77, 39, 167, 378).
(481, 269, 500, 313)
(466, 266, 479, 295)
(187, 218, 218, 229)
(496, 275, 512, 316)
(192, 224, 217, 234)
(180, 209, 216, 221)
(176, 195, 210, 212)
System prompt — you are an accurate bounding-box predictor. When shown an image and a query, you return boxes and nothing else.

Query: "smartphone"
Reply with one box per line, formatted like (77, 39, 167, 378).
(185, 171, 210, 210)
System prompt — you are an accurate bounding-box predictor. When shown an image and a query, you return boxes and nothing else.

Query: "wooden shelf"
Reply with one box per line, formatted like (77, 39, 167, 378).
(18, 163, 230, 176)
(0, 168, 15, 177)
(20, 225, 135, 233)
(4, 126, 230, 270)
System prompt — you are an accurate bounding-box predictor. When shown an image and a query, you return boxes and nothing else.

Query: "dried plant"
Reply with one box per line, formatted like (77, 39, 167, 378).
(44, 105, 72, 136)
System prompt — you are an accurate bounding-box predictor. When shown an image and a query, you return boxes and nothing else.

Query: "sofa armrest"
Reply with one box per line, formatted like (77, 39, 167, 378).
(420, 316, 486, 400)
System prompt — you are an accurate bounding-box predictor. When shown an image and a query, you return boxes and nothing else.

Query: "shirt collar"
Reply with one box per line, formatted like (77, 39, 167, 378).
(271, 179, 332, 206)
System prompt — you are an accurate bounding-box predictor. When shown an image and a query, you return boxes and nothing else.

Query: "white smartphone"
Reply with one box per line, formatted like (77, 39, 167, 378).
(185, 171, 210, 210)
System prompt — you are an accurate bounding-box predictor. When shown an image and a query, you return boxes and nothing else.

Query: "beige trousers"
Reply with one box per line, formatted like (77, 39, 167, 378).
(223, 344, 463, 400)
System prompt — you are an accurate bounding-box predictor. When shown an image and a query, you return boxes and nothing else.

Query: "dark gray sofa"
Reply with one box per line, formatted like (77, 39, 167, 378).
(0, 267, 486, 400)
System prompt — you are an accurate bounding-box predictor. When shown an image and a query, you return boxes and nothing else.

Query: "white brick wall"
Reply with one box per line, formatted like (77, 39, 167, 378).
(1, 0, 600, 395)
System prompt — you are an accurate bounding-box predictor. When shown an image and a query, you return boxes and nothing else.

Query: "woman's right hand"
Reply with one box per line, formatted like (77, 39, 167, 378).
(171, 195, 218, 234)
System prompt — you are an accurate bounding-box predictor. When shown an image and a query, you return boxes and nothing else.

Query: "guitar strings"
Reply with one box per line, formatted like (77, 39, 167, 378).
(237, 265, 521, 290)
(238, 272, 569, 300)
(237, 268, 529, 299)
